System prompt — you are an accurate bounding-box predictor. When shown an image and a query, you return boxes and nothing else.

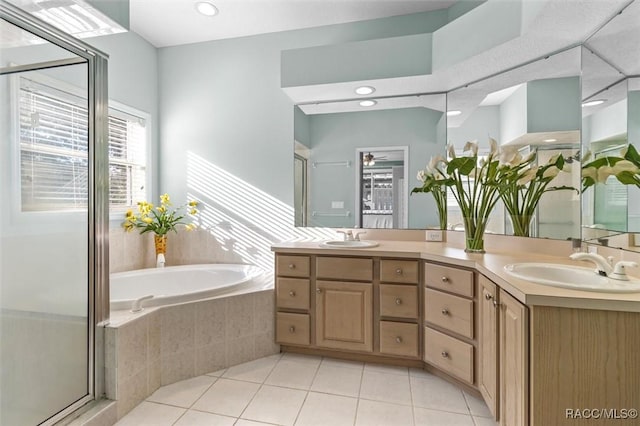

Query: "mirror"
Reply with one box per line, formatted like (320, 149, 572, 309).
(581, 0, 640, 250)
(294, 94, 446, 229)
(447, 47, 582, 240)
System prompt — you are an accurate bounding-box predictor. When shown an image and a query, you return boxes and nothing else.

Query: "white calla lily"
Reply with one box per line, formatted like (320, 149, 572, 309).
(447, 143, 456, 159)
(517, 167, 538, 185)
(417, 170, 426, 182)
(596, 166, 615, 183)
(582, 166, 597, 181)
(542, 166, 559, 179)
(463, 140, 478, 156)
(612, 160, 639, 175)
(489, 138, 498, 157)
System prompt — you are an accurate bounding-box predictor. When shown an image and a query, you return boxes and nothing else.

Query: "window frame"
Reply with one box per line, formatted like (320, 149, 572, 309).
(9, 68, 152, 225)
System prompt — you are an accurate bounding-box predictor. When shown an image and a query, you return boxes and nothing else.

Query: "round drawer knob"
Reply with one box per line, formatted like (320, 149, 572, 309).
(441, 276, 449, 282)
(289, 326, 296, 333)
(485, 293, 493, 301)
(316, 288, 322, 294)
(441, 308, 449, 316)
(289, 290, 296, 297)
(395, 298, 402, 305)
(288, 264, 296, 269)
(395, 268, 403, 275)
(395, 336, 403, 344)
(441, 351, 449, 358)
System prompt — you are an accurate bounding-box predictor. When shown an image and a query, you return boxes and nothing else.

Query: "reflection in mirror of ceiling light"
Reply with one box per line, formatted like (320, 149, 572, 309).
(360, 100, 377, 107)
(196, 1, 219, 16)
(446, 110, 462, 116)
(543, 139, 557, 143)
(582, 99, 606, 107)
(355, 86, 375, 95)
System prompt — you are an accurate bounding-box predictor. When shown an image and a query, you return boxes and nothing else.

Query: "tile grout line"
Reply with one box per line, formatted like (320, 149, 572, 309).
(407, 373, 417, 426)
(234, 353, 288, 423)
(291, 354, 323, 425)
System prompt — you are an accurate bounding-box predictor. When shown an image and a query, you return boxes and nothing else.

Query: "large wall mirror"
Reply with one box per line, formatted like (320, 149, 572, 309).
(447, 47, 582, 240)
(581, 0, 640, 250)
(294, 94, 446, 229)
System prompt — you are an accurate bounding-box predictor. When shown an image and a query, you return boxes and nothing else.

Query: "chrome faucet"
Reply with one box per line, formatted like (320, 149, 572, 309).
(353, 231, 367, 241)
(569, 253, 638, 280)
(337, 230, 354, 241)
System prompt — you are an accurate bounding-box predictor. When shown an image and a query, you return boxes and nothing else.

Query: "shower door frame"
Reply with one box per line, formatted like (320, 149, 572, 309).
(0, 2, 110, 424)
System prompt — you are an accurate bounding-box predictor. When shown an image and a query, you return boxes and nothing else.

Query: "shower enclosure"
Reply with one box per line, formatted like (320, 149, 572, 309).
(0, 2, 108, 425)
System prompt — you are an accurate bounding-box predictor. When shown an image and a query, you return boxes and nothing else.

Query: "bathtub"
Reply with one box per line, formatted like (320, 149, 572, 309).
(110, 264, 264, 311)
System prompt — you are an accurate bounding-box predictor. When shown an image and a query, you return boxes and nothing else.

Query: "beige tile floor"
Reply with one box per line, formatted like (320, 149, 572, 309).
(116, 353, 497, 426)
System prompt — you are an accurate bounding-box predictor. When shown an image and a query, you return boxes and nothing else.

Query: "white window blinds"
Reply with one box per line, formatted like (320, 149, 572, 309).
(18, 76, 147, 212)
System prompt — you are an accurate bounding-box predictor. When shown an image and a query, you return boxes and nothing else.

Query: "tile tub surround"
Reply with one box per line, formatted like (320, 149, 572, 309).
(105, 289, 279, 420)
(115, 353, 496, 426)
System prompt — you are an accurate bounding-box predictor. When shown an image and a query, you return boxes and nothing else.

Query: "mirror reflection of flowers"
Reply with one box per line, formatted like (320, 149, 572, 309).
(123, 193, 199, 235)
(581, 144, 640, 189)
(412, 156, 447, 230)
(497, 148, 575, 237)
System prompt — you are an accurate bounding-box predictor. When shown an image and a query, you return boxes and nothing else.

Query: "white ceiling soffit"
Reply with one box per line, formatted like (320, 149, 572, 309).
(502, 130, 581, 147)
(284, 0, 630, 104)
(129, 0, 456, 48)
(298, 93, 445, 115)
(447, 47, 581, 128)
(584, 0, 640, 76)
(478, 84, 524, 106)
(581, 79, 628, 118)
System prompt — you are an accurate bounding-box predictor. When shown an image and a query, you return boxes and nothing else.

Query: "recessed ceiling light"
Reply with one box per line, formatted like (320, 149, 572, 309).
(196, 1, 218, 16)
(582, 99, 605, 107)
(447, 110, 462, 116)
(355, 86, 375, 95)
(543, 138, 557, 143)
(360, 100, 377, 107)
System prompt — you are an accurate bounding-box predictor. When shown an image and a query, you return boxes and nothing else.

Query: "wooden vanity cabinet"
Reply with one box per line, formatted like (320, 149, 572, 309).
(275, 255, 312, 346)
(423, 262, 476, 385)
(478, 274, 529, 426)
(378, 258, 421, 359)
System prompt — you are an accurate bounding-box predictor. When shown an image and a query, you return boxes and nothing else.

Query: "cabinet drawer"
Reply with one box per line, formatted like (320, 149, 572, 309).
(380, 285, 418, 319)
(276, 278, 310, 310)
(276, 255, 310, 278)
(424, 327, 474, 384)
(316, 257, 373, 281)
(380, 259, 419, 284)
(276, 312, 310, 346)
(379, 321, 419, 358)
(425, 288, 474, 339)
(425, 263, 474, 298)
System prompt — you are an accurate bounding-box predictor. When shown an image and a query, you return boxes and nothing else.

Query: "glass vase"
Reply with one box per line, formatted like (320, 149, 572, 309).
(509, 214, 533, 237)
(154, 234, 167, 255)
(463, 215, 488, 253)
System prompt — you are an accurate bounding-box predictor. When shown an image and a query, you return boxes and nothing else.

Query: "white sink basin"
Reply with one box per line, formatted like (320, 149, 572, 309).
(320, 240, 379, 249)
(504, 263, 640, 293)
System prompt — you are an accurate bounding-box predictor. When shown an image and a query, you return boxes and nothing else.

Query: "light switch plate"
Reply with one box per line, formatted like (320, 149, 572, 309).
(331, 201, 344, 209)
(425, 230, 444, 242)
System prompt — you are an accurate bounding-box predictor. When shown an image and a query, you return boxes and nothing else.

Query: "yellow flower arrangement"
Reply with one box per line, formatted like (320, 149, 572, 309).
(123, 193, 199, 235)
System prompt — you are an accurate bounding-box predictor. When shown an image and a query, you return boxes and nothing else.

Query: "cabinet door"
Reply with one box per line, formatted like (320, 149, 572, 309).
(500, 289, 528, 426)
(478, 276, 499, 419)
(316, 280, 373, 352)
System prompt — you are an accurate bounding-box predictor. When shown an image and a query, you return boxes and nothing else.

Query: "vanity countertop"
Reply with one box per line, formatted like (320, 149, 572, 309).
(271, 240, 640, 312)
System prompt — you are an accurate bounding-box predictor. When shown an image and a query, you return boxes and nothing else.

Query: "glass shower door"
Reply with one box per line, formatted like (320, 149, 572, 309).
(0, 17, 91, 426)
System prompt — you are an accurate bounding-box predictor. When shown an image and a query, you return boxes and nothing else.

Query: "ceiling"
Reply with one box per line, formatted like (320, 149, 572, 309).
(129, 0, 457, 48)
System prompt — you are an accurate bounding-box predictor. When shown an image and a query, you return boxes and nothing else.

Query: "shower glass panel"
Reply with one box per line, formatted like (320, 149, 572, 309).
(1, 17, 90, 426)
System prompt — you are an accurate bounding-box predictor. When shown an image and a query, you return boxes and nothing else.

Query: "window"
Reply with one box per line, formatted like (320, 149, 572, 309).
(18, 76, 148, 212)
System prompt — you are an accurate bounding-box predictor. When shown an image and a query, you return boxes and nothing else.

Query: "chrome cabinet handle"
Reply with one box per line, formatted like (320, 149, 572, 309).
(395, 298, 402, 305)
(441, 351, 449, 358)
(395, 336, 403, 343)
(289, 326, 296, 333)
(395, 268, 403, 275)
(288, 264, 296, 269)
(289, 290, 296, 297)
(441, 276, 449, 282)
(441, 308, 449, 316)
